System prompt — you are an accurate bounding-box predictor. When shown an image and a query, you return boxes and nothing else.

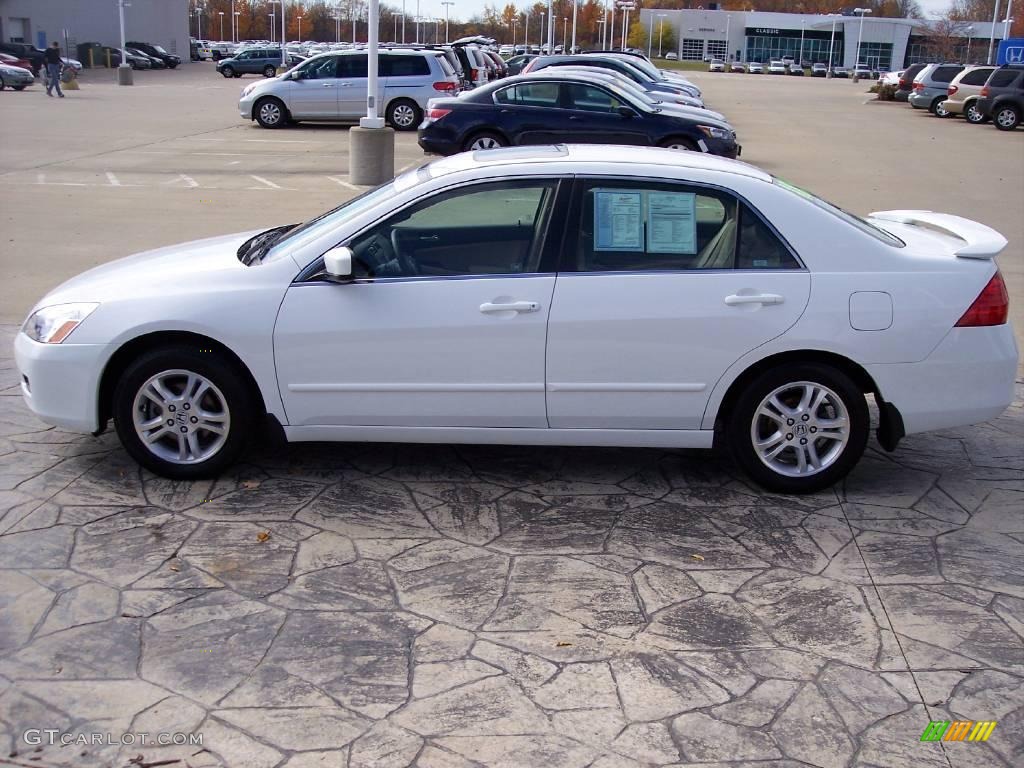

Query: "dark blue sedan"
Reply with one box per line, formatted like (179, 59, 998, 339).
(417, 74, 739, 158)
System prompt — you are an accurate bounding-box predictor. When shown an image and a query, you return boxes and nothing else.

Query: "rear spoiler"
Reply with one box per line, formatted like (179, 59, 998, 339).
(869, 210, 1008, 259)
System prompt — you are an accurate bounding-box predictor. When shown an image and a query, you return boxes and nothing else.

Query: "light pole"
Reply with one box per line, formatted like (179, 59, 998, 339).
(1004, 0, 1014, 43)
(987, 0, 1002, 65)
(298, 14, 303, 42)
(442, 1, 454, 44)
(571, 0, 578, 54)
(725, 13, 731, 61)
(416, 0, 421, 42)
(596, 17, 605, 50)
(524, 11, 530, 50)
(563, 16, 568, 52)
(799, 18, 804, 65)
(853, 7, 871, 67)
(966, 24, 973, 63)
(332, 13, 340, 41)
(268, 13, 274, 42)
(548, 0, 554, 54)
(657, 13, 666, 57)
(118, 0, 132, 85)
(269, 0, 284, 68)
(352, 1, 357, 44)
(196, 5, 203, 41)
(609, 6, 614, 52)
(827, 14, 839, 75)
(219, 11, 224, 40)
(648, 11, 654, 57)
(234, 10, 241, 41)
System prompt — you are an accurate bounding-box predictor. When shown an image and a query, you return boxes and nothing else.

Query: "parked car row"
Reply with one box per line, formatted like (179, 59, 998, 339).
(898, 62, 1022, 131)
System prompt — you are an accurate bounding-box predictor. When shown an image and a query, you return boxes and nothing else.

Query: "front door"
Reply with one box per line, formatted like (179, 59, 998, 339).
(493, 81, 572, 145)
(561, 83, 651, 145)
(274, 179, 565, 428)
(287, 55, 341, 118)
(546, 178, 811, 430)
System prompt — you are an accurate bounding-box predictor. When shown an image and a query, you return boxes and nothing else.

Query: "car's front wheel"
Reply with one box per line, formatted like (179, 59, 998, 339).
(220, 65, 235, 78)
(964, 101, 987, 124)
(113, 346, 253, 479)
(255, 97, 287, 128)
(994, 104, 1020, 131)
(728, 363, 868, 494)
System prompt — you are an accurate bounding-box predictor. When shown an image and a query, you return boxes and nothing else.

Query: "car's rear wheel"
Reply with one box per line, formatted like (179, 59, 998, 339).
(994, 104, 1020, 131)
(263, 65, 277, 78)
(113, 346, 254, 480)
(386, 98, 422, 131)
(930, 97, 951, 117)
(464, 132, 507, 151)
(13, 84, 25, 91)
(728, 363, 869, 494)
(255, 97, 287, 128)
(659, 137, 698, 151)
(220, 65, 235, 78)
(964, 101, 987, 124)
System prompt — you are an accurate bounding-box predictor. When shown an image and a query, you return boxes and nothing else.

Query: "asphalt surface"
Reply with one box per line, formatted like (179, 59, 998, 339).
(0, 61, 1023, 768)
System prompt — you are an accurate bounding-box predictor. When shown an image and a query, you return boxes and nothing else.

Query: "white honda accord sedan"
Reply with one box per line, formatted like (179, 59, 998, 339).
(14, 146, 1017, 493)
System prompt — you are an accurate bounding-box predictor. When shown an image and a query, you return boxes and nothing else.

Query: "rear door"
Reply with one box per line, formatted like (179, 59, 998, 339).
(336, 54, 370, 117)
(545, 178, 811, 430)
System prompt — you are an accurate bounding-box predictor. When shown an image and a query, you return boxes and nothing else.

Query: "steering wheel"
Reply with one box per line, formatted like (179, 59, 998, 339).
(390, 228, 419, 276)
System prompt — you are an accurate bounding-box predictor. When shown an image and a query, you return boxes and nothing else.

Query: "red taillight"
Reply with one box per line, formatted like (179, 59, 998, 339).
(898, 78, 907, 88)
(913, 82, 924, 90)
(426, 107, 452, 121)
(432, 81, 456, 92)
(956, 272, 1009, 327)
(947, 85, 958, 96)
(980, 85, 990, 97)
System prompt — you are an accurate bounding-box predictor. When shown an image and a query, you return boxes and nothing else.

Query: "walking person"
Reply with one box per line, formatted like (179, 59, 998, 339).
(44, 42, 64, 97)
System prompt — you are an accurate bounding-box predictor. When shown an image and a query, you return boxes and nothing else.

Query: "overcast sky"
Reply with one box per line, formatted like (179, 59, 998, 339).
(403, 0, 956, 23)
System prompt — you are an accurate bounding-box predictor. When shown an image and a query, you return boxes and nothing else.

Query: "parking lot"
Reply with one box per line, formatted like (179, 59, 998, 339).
(1, 62, 1023, 768)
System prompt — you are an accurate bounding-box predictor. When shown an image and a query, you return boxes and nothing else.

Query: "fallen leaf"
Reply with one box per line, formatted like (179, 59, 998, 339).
(242, 480, 261, 490)
(555, 641, 573, 647)
(256, 531, 271, 543)
(169, 561, 181, 572)
(691, 554, 705, 561)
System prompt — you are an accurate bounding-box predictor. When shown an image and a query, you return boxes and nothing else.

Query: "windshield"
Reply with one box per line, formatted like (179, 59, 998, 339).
(619, 55, 664, 81)
(263, 181, 398, 263)
(154, 45, 168, 54)
(773, 178, 905, 247)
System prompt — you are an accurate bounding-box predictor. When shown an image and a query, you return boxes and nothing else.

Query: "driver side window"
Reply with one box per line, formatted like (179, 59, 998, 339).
(346, 181, 559, 279)
(300, 56, 339, 79)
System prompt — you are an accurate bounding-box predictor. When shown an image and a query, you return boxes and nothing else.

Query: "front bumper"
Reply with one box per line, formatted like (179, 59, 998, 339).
(14, 332, 108, 433)
(866, 324, 1018, 436)
(941, 98, 966, 115)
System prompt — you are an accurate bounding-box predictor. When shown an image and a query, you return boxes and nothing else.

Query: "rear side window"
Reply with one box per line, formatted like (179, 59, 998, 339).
(988, 69, 1020, 87)
(435, 55, 455, 76)
(382, 54, 430, 77)
(495, 82, 560, 107)
(960, 68, 993, 86)
(933, 66, 963, 83)
(338, 55, 368, 78)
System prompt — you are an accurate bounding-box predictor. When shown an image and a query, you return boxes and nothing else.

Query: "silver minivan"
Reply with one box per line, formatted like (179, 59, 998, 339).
(239, 50, 461, 130)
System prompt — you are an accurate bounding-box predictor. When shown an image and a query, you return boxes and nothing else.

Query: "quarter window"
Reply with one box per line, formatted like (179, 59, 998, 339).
(346, 181, 558, 279)
(381, 54, 430, 77)
(988, 69, 1019, 87)
(960, 68, 992, 86)
(495, 82, 560, 107)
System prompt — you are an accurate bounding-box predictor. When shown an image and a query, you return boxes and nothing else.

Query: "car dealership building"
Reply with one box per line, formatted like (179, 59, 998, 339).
(0, 0, 189, 59)
(640, 9, 1006, 71)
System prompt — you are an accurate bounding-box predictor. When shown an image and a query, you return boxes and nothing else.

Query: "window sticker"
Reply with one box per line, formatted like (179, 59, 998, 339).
(593, 190, 644, 252)
(647, 192, 697, 254)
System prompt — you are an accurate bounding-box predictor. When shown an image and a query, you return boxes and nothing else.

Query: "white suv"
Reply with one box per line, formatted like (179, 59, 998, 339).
(239, 49, 461, 130)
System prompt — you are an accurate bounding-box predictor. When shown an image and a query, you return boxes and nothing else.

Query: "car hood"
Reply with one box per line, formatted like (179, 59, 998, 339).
(656, 104, 726, 122)
(35, 231, 262, 309)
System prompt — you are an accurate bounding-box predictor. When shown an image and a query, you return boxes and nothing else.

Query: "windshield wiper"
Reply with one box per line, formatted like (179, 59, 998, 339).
(238, 224, 295, 266)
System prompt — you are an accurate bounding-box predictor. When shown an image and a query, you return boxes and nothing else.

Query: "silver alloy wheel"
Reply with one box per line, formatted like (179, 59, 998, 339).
(750, 380, 850, 478)
(259, 101, 282, 126)
(392, 103, 416, 127)
(966, 103, 982, 122)
(996, 108, 1016, 128)
(132, 369, 231, 465)
(470, 136, 501, 150)
(664, 143, 692, 150)
(935, 102, 949, 117)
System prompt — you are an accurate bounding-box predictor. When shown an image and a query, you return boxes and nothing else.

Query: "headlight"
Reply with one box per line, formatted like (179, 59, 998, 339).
(22, 303, 99, 344)
(698, 125, 734, 141)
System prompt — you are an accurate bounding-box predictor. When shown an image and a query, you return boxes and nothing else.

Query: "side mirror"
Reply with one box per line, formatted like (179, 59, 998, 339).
(617, 105, 636, 118)
(292, 69, 306, 80)
(323, 246, 353, 283)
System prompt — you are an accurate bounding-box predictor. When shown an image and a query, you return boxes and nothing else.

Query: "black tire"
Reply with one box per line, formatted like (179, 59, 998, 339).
(994, 104, 1020, 131)
(964, 100, 987, 124)
(220, 65, 235, 78)
(168, 62, 178, 69)
(254, 96, 288, 128)
(263, 65, 277, 78)
(13, 84, 26, 91)
(930, 97, 951, 117)
(233, 72, 242, 78)
(212, 51, 221, 61)
(659, 136, 699, 151)
(112, 345, 254, 480)
(386, 98, 422, 131)
(727, 363, 869, 494)
(462, 131, 507, 151)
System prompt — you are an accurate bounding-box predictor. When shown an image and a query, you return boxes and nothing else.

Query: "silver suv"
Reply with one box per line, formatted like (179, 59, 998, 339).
(908, 63, 965, 116)
(239, 50, 461, 130)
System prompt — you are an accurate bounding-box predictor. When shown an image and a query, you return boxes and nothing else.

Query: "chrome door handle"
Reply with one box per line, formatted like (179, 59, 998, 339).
(338, 82, 351, 86)
(724, 293, 784, 306)
(322, 83, 336, 87)
(480, 301, 540, 314)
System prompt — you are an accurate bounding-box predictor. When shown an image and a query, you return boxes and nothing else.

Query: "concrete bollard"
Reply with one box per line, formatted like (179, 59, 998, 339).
(349, 126, 395, 186)
(117, 64, 134, 85)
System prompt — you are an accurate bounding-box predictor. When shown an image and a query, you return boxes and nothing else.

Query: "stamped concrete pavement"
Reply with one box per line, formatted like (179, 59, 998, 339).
(1, 321, 1022, 768)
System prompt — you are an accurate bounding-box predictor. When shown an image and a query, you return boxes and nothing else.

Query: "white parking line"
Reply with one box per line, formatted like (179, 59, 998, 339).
(162, 174, 199, 188)
(327, 175, 359, 190)
(249, 174, 282, 189)
(105, 172, 122, 187)
(35, 173, 86, 187)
